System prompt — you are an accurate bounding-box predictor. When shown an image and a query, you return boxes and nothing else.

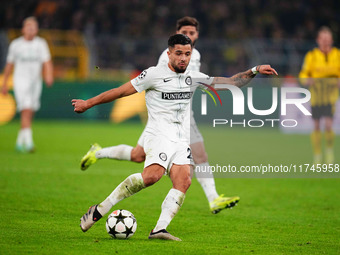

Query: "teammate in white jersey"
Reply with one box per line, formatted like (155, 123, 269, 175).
(72, 34, 277, 240)
(1, 17, 53, 152)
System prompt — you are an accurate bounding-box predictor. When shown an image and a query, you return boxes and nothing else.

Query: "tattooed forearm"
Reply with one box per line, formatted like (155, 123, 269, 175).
(212, 65, 277, 90)
(230, 69, 256, 87)
(212, 68, 259, 90)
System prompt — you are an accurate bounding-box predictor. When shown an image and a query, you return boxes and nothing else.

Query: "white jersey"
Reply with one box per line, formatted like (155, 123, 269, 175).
(131, 64, 212, 143)
(157, 48, 201, 71)
(157, 47, 203, 144)
(7, 36, 51, 84)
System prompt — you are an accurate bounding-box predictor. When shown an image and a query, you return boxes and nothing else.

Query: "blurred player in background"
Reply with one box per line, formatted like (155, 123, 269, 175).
(1, 17, 53, 152)
(81, 16, 240, 214)
(299, 26, 340, 164)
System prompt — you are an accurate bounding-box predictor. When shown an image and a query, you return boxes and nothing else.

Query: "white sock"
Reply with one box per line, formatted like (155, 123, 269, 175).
(22, 128, 34, 149)
(153, 188, 185, 232)
(16, 129, 25, 147)
(97, 173, 145, 216)
(195, 162, 219, 203)
(96, 145, 133, 161)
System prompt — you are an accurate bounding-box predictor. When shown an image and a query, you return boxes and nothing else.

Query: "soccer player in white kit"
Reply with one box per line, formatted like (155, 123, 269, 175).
(72, 34, 277, 240)
(1, 17, 53, 152)
(80, 17, 239, 214)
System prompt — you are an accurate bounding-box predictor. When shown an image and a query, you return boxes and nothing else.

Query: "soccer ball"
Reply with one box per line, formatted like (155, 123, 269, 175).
(106, 209, 137, 239)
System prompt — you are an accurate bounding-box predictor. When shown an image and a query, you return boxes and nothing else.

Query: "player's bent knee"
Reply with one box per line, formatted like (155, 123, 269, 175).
(142, 165, 164, 187)
(131, 154, 145, 163)
(142, 174, 162, 186)
(174, 176, 191, 193)
(131, 147, 146, 163)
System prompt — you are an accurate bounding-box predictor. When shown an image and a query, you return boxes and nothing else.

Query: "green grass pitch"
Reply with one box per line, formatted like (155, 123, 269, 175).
(0, 120, 339, 254)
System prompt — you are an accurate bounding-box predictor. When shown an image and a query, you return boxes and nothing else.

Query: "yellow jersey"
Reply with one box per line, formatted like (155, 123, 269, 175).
(299, 47, 340, 106)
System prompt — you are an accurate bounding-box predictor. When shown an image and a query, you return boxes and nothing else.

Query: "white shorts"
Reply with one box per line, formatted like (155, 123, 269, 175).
(137, 128, 147, 147)
(137, 117, 203, 147)
(143, 135, 193, 174)
(14, 79, 42, 112)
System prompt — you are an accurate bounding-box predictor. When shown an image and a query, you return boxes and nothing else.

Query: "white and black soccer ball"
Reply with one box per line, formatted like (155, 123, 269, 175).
(106, 209, 137, 239)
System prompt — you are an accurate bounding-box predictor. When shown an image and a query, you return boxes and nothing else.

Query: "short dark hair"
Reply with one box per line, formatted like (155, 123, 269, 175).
(168, 34, 193, 48)
(176, 16, 199, 31)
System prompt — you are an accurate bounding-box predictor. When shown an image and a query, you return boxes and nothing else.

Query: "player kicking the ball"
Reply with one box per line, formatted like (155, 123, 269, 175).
(72, 34, 277, 241)
(80, 17, 239, 214)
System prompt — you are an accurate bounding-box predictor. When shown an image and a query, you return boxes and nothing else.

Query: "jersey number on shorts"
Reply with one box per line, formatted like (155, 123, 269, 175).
(187, 148, 192, 159)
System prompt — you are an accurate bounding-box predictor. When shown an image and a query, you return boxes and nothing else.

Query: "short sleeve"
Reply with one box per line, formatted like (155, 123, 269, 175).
(130, 67, 157, 93)
(6, 41, 15, 63)
(40, 39, 51, 62)
(192, 71, 214, 89)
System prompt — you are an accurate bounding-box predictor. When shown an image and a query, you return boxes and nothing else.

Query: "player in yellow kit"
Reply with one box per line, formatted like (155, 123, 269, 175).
(299, 26, 340, 164)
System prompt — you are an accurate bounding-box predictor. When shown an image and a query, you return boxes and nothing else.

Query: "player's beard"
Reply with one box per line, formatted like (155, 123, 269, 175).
(171, 61, 187, 73)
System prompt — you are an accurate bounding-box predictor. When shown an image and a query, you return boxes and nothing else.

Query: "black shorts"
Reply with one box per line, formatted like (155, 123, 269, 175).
(311, 104, 334, 120)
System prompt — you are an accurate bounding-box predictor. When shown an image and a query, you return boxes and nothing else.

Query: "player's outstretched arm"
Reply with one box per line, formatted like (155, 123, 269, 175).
(72, 81, 137, 113)
(212, 65, 278, 89)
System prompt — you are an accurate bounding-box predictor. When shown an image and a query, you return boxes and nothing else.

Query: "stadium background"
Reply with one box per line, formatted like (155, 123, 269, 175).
(0, 0, 340, 125)
(0, 1, 340, 254)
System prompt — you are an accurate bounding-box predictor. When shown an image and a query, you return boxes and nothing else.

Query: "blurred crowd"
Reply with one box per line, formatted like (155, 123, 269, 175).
(1, 0, 339, 41)
(1, 0, 339, 76)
